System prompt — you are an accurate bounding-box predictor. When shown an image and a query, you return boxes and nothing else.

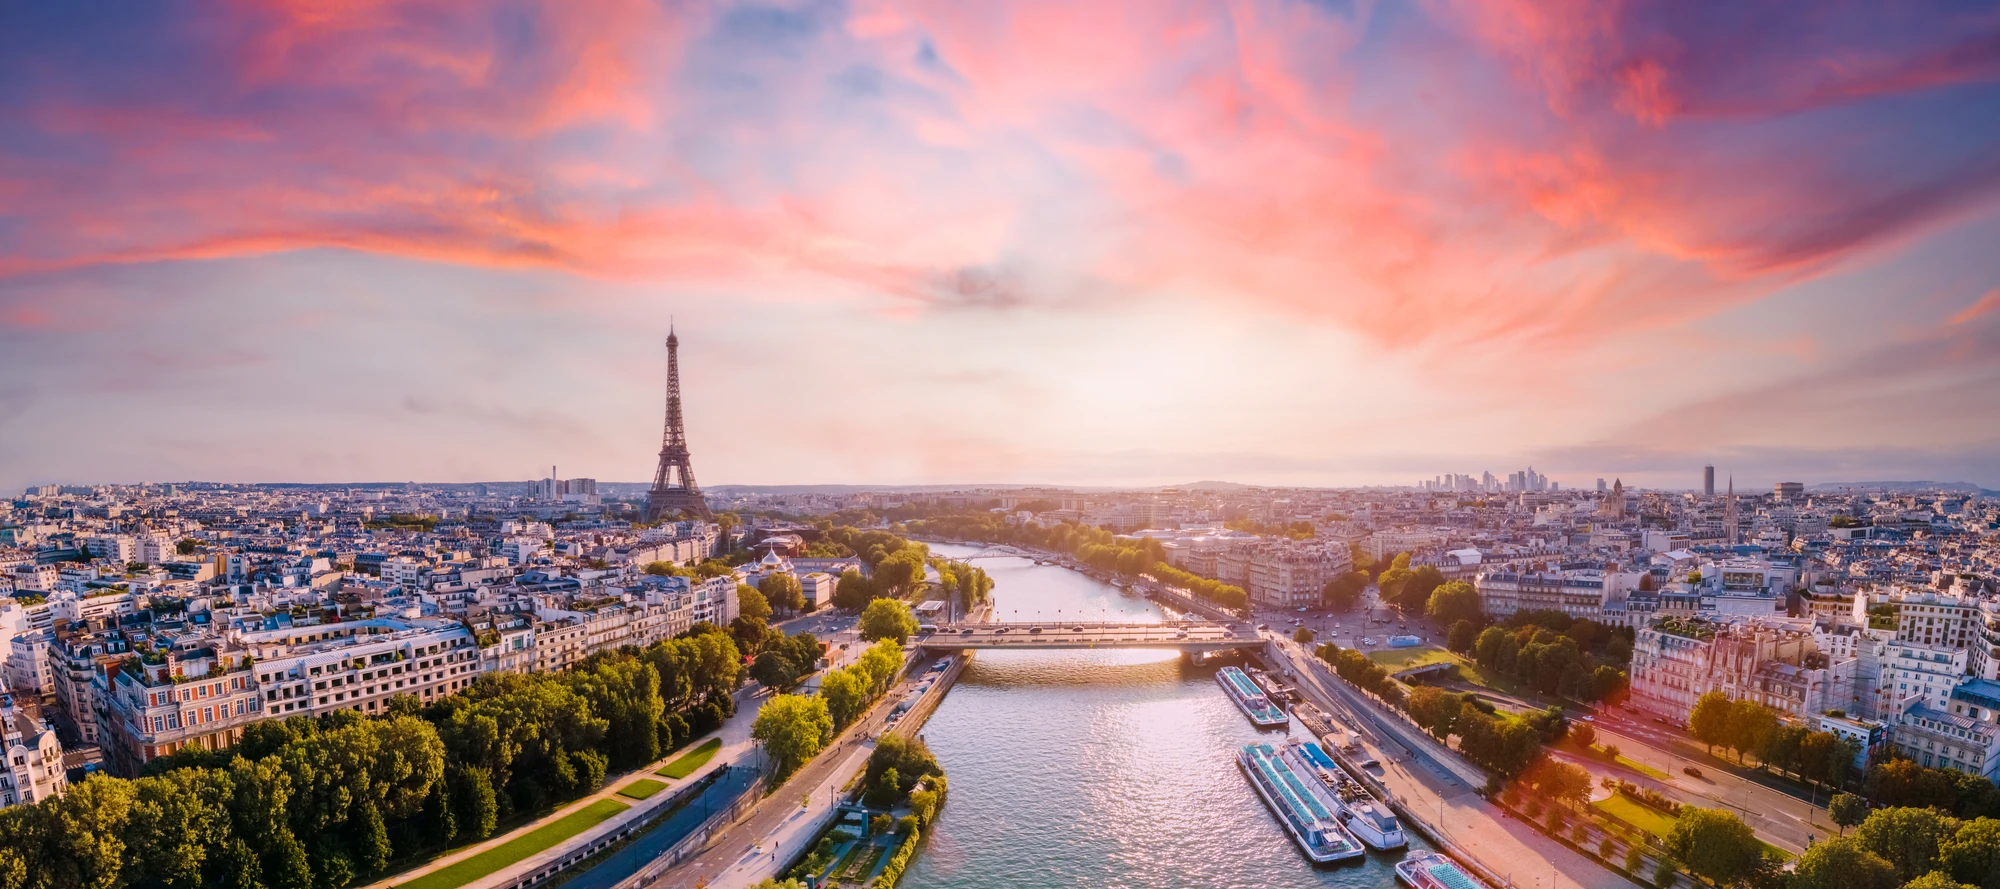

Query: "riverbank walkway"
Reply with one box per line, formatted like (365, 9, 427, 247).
(643, 648, 956, 889)
(1266, 636, 1645, 889)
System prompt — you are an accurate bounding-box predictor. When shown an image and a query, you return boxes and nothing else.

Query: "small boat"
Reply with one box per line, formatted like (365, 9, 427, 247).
(1395, 850, 1491, 889)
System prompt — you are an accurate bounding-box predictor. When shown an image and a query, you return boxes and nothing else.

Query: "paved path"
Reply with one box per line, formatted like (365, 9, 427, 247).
(560, 766, 762, 889)
(1266, 637, 1645, 889)
(705, 744, 875, 889)
(647, 653, 948, 889)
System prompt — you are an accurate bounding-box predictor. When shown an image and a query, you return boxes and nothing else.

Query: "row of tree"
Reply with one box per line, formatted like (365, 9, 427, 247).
(1464, 623, 1628, 702)
(1403, 685, 1562, 778)
(898, 512, 1250, 611)
(0, 623, 747, 889)
(751, 640, 907, 781)
(1687, 692, 1865, 791)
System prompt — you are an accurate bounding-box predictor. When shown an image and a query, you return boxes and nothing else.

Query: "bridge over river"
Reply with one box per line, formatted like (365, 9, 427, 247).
(913, 620, 1265, 653)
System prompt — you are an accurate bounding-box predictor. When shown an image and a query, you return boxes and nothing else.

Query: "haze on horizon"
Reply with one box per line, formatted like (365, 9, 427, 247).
(4, 1, 2000, 494)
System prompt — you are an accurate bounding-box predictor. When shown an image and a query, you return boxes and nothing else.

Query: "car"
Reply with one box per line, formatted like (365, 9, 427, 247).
(1028, 626, 1044, 634)
(1297, 607, 1308, 613)
(1071, 626, 1085, 632)
(1581, 715, 1595, 722)
(960, 628, 976, 636)
(1683, 766, 1703, 778)
(1175, 629, 1189, 638)
(993, 627, 1010, 634)
(1258, 623, 1271, 630)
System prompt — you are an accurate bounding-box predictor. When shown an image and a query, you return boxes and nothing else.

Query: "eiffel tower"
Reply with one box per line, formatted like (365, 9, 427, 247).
(645, 326, 713, 522)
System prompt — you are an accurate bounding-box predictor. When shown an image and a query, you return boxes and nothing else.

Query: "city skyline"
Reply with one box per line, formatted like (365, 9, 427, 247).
(5, 3, 2000, 492)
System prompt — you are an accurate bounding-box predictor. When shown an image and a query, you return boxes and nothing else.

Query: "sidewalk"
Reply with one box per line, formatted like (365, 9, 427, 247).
(705, 743, 875, 889)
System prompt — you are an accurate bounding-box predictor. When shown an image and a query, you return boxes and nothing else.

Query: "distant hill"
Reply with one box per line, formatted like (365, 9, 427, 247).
(1174, 480, 1255, 492)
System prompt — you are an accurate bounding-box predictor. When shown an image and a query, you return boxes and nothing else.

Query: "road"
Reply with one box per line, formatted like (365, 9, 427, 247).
(648, 650, 952, 889)
(1264, 634, 1645, 889)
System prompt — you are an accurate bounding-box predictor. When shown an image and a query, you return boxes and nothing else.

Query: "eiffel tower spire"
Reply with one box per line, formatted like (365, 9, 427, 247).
(645, 326, 712, 521)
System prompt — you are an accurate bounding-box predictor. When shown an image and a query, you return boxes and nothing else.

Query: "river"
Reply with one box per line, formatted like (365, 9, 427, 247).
(901, 545, 1421, 889)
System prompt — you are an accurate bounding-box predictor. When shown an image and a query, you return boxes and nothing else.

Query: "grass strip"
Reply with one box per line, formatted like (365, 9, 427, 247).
(1593, 794, 1674, 838)
(395, 799, 631, 889)
(657, 738, 722, 778)
(616, 778, 668, 800)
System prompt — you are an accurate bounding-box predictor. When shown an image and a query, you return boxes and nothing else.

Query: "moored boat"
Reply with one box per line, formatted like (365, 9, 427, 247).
(1237, 743, 1367, 864)
(1293, 741, 1407, 849)
(1217, 666, 1289, 728)
(1395, 850, 1490, 889)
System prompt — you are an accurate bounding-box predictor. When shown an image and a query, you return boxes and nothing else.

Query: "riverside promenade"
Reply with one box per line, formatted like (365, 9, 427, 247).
(637, 648, 964, 889)
(1265, 636, 1644, 889)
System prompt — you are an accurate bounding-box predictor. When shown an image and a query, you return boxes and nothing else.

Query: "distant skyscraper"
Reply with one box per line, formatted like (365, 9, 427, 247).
(1724, 475, 1739, 544)
(1597, 478, 1606, 492)
(1704, 465, 1716, 497)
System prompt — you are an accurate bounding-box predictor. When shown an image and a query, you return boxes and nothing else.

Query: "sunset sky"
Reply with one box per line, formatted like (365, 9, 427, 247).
(4, 1, 2000, 492)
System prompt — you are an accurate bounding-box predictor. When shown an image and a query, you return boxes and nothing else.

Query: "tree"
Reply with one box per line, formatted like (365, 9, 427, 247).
(1524, 759, 1592, 809)
(1903, 874, 1978, 889)
(1377, 554, 1414, 608)
(819, 668, 868, 729)
(751, 694, 833, 782)
(759, 573, 806, 613)
(1941, 816, 2000, 889)
(176, 538, 198, 555)
(1447, 620, 1477, 653)
(1831, 792, 1869, 836)
(1324, 571, 1367, 611)
(859, 598, 919, 644)
(738, 585, 773, 624)
(832, 569, 875, 610)
(751, 651, 801, 690)
(1426, 580, 1482, 626)
(1570, 722, 1596, 749)
(1665, 807, 1763, 887)
(1788, 837, 1898, 889)
(1293, 627, 1315, 645)
(1857, 806, 1962, 881)
(1689, 691, 1733, 753)
(642, 561, 682, 576)
(730, 615, 769, 653)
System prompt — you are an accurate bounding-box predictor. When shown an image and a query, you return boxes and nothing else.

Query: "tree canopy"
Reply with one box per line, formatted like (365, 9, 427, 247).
(860, 599, 920, 644)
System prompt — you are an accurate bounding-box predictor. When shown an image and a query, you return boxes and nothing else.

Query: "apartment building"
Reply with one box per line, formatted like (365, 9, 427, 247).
(0, 688, 65, 808)
(1888, 678, 2000, 780)
(1629, 618, 1837, 722)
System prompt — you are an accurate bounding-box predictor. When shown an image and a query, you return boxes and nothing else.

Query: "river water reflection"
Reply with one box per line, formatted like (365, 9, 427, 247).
(899, 545, 1417, 889)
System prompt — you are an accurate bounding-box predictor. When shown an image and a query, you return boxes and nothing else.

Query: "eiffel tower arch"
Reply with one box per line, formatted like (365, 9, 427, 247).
(645, 327, 713, 522)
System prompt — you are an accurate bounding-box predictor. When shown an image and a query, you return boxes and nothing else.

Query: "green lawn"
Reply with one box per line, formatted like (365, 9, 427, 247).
(1611, 752, 1669, 781)
(1594, 793, 1675, 837)
(1593, 794, 1790, 862)
(617, 778, 668, 800)
(395, 799, 630, 889)
(1367, 647, 1457, 671)
(658, 738, 723, 778)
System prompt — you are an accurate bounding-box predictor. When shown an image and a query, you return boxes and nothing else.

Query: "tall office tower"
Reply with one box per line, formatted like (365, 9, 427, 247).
(1704, 465, 1716, 497)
